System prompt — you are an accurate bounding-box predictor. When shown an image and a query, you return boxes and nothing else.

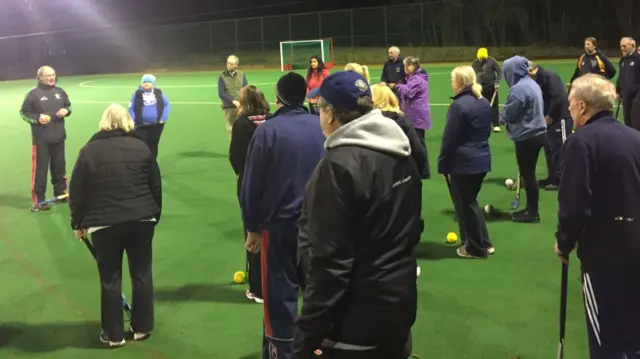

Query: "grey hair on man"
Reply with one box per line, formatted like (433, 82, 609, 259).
(570, 74, 617, 111)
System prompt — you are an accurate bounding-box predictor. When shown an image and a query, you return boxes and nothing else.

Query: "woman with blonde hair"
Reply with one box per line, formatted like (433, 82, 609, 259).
(344, 62, 371, 83)
(69, 103, 162, 347)
(371, 84, 429, 178)
(437, 65, 494, 259)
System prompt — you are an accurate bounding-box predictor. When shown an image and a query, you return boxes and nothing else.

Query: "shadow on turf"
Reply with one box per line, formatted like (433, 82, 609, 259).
(179, 150, 227, 159)
(0, 193, 31, 209)
(155, 283, 254, 304)
(484, 177, 509, 188)
(0, 321, 104, 352)
(415, 241, 459, 260)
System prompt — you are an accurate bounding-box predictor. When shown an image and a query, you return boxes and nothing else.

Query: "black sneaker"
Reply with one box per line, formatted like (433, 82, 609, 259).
(512, 210, 540, 223)
(99, 330, 125, 348)
(30, 203, 51, 212)
(538, 178, 550, 187)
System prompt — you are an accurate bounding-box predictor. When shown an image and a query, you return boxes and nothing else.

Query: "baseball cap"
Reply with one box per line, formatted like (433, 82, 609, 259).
(307, 71, 371, 110)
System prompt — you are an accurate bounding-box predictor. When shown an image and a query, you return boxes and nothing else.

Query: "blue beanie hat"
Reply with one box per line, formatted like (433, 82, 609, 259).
(141, 74, 156, 86)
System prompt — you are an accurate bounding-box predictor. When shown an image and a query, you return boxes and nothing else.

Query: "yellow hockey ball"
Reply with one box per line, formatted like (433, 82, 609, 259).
(233, 271, 246, 284)
(446, 232, 458, 243)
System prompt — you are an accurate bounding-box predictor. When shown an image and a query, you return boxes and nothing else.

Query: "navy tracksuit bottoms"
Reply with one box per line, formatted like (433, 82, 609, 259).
(261, 221, 300, 359)
(581, 267, 640, 358)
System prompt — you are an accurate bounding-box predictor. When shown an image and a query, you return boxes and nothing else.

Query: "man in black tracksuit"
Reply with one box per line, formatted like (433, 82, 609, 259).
(569, 37, 617, 85)
(616, 37, 640, 130)
(295, 71, 421, 359)
(555, 74, 640, 359)
(20, 66, 72, 212)
(529, 62, 572, 190)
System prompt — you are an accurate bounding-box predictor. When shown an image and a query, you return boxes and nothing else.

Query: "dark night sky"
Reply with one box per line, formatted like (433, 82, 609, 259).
(0, 0, 423, 37)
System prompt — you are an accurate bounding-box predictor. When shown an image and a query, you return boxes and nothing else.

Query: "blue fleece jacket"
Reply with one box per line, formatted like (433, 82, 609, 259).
(128, 87, 171, 125)
(240, 106, 326, 233)
(501, 56, 546, 141)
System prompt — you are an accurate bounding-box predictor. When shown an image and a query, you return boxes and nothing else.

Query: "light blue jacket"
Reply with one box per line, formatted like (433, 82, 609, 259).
(501, 56, 546, 141)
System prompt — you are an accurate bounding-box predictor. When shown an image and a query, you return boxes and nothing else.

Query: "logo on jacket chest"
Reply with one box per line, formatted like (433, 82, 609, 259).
(142, 92, 157, 106)
(590, 60, 598, 67)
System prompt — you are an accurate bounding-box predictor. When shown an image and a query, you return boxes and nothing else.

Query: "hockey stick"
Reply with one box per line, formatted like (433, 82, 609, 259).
(81, 237, 133, 319)
(615, 100, 621, 120)
(443, 174, 458, 222)
(557, 261, 569, 359)
(37, 193, 69, 206)
(489, 89, 498, 107)
(511, 174, 521, 209)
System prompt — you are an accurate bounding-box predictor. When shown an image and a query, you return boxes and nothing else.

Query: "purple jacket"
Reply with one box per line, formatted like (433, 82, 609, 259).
(396, 68, 431, 130)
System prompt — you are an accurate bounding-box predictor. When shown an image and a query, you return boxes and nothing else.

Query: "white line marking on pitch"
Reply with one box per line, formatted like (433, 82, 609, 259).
(78, 81, 277, 89)
(77, 72, 449, 89)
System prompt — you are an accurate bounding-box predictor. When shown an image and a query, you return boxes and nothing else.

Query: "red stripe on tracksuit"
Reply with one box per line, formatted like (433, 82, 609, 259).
(260, 230, 273, 337)
(31, 145, 37, 204)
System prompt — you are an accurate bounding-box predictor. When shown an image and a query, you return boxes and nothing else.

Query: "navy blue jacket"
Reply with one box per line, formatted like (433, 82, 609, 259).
(437, 88, 492, 175)
(240, 106, 326, 233)
(381, 57, 405, 84)
(532, 66, 570, 123)
(616, 51, 640, 100)
(556, 111, 640, 269)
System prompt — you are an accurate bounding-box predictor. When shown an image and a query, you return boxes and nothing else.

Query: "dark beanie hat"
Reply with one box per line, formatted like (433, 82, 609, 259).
(275, 72, 307, 107)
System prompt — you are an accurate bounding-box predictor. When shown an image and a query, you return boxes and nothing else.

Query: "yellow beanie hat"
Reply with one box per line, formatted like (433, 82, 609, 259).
(477, 48, 488, 59)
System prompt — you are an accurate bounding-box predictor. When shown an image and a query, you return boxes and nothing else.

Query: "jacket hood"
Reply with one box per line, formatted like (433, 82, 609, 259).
(412, 68, 428, 81)
(503, 56, 530, 87)
(324, 109, 410, 157)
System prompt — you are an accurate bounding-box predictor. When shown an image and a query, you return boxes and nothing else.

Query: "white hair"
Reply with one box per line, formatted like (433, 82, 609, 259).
(621, 37, 636, 48)
(227, 55, 239, 65)
(99, 104, 135, 132)
(37, 66, 54, 77)
(389, 46, 400, 54)
(570, 74, 617, 112)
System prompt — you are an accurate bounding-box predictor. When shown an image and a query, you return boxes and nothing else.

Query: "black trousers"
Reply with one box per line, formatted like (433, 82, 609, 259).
(414, 128, 431, 179)
(514, 133, 545, 214)
(627, 92, 640, 131)
(581, 267, 640, 358)
(91, 221, 155, 341)
(135, 123, 165, 158)
(31, 141, 67, 204)
(449, 173, 492, 257)
(543, 118, 573, 185)
(481, 84, 500, 126)
(237, 176, 262, 298)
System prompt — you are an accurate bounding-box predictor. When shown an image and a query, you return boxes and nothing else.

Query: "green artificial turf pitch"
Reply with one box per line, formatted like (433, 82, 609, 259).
(0, 61, 602, 358)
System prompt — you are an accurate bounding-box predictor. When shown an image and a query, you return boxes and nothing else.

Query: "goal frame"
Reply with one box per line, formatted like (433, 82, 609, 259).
(279, 38, 334, 71)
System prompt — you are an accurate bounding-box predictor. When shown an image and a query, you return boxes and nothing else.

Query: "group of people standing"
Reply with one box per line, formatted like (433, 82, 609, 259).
(20, 66, 168, 347)
(223, 49, 437, 358)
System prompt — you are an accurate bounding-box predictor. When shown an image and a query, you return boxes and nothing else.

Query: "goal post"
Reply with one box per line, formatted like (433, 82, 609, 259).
(279, 38, 334, 71)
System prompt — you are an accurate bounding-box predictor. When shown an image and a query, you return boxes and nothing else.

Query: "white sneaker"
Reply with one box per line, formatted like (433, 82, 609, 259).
(246, 290, 264, 304)
(99, 331, 125, 347)
(416, 266, 421, 277)
(129, 326, 151, 341)
(493, 126, 501, 132)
